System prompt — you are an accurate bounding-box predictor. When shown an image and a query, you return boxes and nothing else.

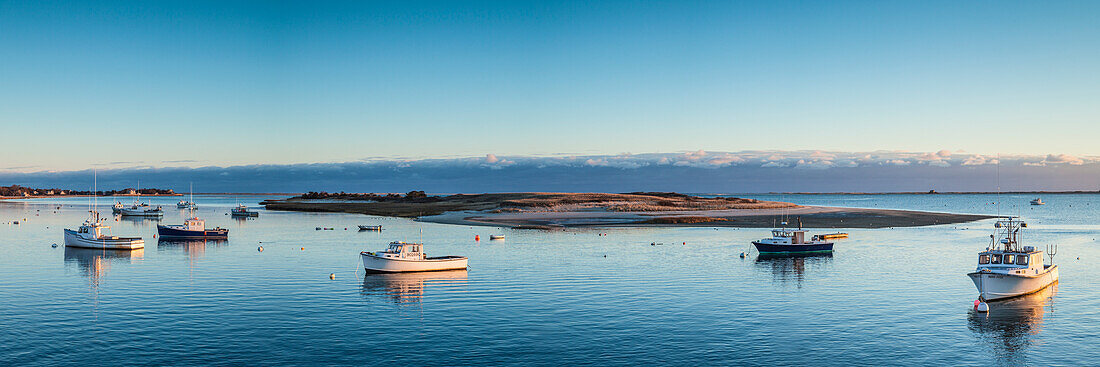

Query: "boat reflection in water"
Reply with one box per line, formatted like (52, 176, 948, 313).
(64, 246, 145, 286)
(754, 252, 833, 288)
(360, 269, 468, 304)
(968, 283, 1056, 365)
(157, 238, 229, 258)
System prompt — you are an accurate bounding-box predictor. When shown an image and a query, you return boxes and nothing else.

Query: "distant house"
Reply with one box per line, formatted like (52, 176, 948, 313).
(59, 191, 67, 195)
(127, 188, 137, 195)
(46, 190, 55, 195)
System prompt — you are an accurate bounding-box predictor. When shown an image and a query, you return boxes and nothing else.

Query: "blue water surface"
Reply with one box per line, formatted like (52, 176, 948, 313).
(2, 194, 1099, 366)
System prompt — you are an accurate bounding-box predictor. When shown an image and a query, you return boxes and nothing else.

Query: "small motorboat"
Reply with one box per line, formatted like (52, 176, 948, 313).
(117, 204, 164, 217)
(112, 202, 125, 213)
(361, 241, 468, 273)
(968, 217, 1058, 301)
(813, 232, 848, 240)
(64, 215, 144, 250)
(231, 204, 258, 217)
(1030, 198, 1045, 205)
(157, 216, 228, 239)
(489, 234, 505, 240)
(358, 225, 382, 231)
(176, 200, 196, 209)
(752, 226, 834, 255)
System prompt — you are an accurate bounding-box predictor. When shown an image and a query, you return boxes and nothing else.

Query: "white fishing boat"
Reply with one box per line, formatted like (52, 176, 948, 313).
(1030, 198, 1044, 205)
(112, 202, 125, 213)
(968, 217, 1058, 301)
(64, 174, 144, 250)
(117, 203, 164, 217)
(65, 219, 145, 250)
(177, 200, 196, 209)
(358, 225, 382, 231)
(361, 241, 468, 273)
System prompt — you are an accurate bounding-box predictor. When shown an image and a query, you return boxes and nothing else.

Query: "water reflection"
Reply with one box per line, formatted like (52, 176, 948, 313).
(64, 247, 145, 286)
(115, 215, 162, 229)
(157, 238, 229, 258)
(754, 253, 834, 287)
(968, 284, 1056, 365)
(360, 270, 468, 304)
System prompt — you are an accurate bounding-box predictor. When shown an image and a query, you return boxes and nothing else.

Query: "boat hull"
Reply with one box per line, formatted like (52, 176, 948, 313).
(361, 253, 468, 273)
(231, 212, 258, 217)
(118, 209, 163, 217)
(968, 265, 1059, 301)
(156, 225, 229, 239)
(64, 229, 145, 250)
(752, 241, 834, 254)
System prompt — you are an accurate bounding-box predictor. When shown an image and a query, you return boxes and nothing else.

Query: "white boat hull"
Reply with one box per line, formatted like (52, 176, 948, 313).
(361, 253, 467, 273)
(969, 265, 1059, 301)
(118, 209, 163, 217)
(64, 229, 145, 250)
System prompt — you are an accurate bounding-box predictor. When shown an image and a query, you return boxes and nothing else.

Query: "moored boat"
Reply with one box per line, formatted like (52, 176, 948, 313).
(1030, 198, 1044, 205)
(157, 217, 228, 239)
(489, 234, 505, 240)
(361, 241, 468, 273)
(177, 200, 196, 209)
(231, 204, 258, 217)
(117, 204, 164, 217)
(968, 217, 1058, 301)
(64, 215, 144, 250)
(752, 225, 834, 254)
(358, 225, 382, 231)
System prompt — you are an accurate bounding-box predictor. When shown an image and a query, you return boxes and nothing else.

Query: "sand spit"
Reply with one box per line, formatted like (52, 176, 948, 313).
(262, 192, 993, 229)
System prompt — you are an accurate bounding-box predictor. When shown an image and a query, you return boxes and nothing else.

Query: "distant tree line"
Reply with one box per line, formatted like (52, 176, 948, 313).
(0, 185, 175, 197)
(295, 190, 438, 202)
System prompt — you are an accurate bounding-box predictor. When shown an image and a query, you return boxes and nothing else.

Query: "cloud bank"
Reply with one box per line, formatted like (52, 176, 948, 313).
(1, 151, 1098, 193)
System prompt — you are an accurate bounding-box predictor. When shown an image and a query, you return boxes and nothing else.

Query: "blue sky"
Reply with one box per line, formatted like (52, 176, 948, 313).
(1, 1, 1099, 179)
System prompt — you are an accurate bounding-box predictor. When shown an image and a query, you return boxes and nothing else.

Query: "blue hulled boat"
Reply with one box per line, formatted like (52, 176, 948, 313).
(157, 216, 228, 239)
(752, 228, 834, 254)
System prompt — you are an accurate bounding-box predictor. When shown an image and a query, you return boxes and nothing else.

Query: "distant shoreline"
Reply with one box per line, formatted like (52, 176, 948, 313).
(730, 190, 1100, 195)
(0, 194, 183, 200)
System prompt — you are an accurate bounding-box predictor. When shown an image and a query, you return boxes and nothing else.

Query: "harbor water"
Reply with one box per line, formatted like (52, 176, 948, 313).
(2, 194, 1099, 365)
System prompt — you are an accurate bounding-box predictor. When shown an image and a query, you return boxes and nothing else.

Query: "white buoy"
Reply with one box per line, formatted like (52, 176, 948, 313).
(975, 300, 989, 313)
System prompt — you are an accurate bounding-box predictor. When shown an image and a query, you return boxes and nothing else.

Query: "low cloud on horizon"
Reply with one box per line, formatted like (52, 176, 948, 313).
(2, 150, 1098, 194)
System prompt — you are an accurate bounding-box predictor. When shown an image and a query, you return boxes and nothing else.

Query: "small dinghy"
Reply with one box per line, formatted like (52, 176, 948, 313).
(358, 225, 382, 231)
(361, 241, 468, 273)
(489, 235, 505, 240)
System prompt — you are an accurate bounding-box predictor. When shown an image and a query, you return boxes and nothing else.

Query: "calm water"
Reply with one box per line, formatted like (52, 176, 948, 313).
(2, 194, 1099, 366)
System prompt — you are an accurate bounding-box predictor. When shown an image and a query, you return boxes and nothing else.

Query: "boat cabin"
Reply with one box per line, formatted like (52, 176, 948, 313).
(182, 218, 206, 231)
(976, 247, 1046, 276)
(377, 241, 426, 260)
(976, 217, 1048, 275)
(759, 229, 813, 245)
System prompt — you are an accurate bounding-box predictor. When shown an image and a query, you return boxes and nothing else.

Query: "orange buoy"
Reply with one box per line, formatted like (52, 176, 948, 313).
(475, 235, 480, 241)
(301, 247, 305, 251)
